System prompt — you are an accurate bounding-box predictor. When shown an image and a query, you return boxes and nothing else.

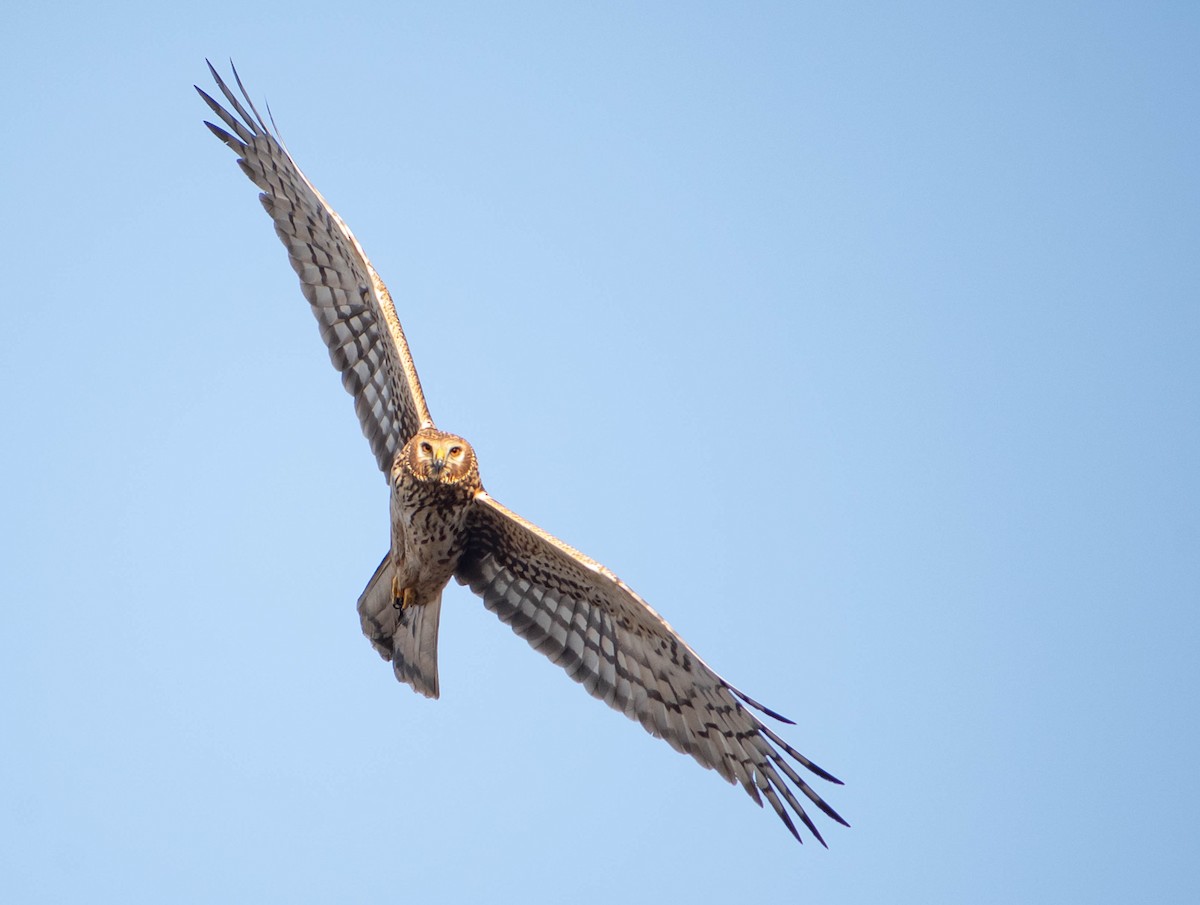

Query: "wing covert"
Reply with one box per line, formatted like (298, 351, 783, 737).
(455, 493, 848, 845)
(197, 62, 432, 473)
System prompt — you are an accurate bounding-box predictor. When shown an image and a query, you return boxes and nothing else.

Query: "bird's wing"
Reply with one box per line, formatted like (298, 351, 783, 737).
(455, 492, 848, 845)
(197, 62, 432, 473)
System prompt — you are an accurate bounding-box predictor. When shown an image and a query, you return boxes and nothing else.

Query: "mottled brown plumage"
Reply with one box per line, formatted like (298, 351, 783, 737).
(390, 427, 481, 605)
(199, 61, 847, 846)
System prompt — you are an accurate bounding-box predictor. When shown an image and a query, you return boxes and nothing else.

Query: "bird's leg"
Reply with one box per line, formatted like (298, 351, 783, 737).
(391, 574, 417, 611)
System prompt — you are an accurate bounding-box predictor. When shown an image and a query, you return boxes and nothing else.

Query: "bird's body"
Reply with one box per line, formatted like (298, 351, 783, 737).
(198, 62, 848, 846)
(389, 428, 480, 603)
(359, 428, 481, 698)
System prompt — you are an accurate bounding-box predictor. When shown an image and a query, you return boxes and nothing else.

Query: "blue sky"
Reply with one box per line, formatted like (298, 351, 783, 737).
(2, 2, 1197, 902)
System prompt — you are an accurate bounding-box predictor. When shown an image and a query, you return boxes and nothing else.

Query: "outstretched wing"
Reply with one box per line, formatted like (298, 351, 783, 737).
(197, 62, 432, 473)
(455, 493, 848, 845)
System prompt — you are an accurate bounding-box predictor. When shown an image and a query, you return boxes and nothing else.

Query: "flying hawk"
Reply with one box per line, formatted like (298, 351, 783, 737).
(197, 62, 847, 846)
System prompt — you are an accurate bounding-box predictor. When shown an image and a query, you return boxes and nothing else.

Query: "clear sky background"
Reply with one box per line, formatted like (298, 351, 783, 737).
(2, 2, 1197, 902)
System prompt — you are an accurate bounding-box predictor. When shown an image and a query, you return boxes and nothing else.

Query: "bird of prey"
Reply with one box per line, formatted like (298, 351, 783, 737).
(197, 62, 847, 846)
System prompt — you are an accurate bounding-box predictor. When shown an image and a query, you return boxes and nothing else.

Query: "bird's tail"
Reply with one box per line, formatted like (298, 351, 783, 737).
(357, 554, 443, 699)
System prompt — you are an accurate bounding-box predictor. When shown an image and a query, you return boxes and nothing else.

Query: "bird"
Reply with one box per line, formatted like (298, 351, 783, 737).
(197, 61, 848, 846)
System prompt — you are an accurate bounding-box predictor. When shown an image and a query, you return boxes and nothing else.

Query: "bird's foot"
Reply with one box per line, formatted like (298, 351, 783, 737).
(391, 576, 416, 611)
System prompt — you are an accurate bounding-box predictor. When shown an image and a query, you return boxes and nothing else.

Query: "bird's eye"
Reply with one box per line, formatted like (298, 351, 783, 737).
(449, 446, 462, 457)
(420, 442, 432, 454)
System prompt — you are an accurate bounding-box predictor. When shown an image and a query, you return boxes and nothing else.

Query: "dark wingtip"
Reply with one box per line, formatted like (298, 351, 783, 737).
(730, 687, 796, 725)
(777, 804, 803, 843)
(202, 120, 238, 149)
(813, 792, 851, 828)
(804, 759, 844, 785)
(759, 704, 797, 725)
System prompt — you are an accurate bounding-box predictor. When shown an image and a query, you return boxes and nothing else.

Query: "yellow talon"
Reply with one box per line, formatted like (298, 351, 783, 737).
(391, 575, 417, 611)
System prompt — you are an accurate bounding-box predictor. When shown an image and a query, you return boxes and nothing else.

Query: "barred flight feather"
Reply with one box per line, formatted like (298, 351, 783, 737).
(197, 62, 432, 474)
(456, 494, 848, 845)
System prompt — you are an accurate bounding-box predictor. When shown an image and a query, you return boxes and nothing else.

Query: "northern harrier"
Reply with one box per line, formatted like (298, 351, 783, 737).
(198, 62, 847, 846)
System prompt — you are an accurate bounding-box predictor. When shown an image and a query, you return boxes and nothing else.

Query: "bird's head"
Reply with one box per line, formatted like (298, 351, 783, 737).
(396, 428, 479, 487)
